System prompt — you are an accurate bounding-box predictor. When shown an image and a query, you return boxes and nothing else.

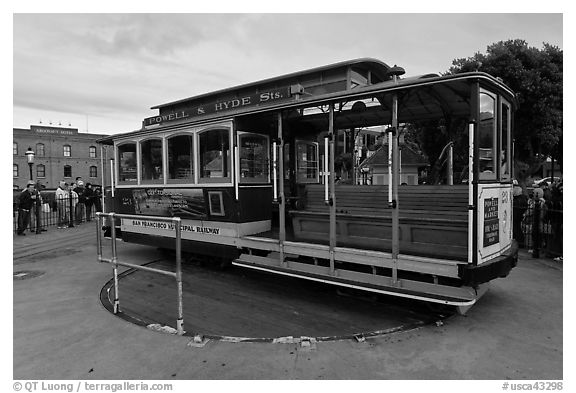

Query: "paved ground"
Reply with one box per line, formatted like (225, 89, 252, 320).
(12, 223, 563, 380)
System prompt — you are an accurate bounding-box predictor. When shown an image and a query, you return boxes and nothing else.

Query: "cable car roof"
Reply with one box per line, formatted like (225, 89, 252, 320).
(97, 59, 515, 145)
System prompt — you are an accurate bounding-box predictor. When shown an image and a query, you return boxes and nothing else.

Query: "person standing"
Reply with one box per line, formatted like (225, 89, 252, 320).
(513, 184, 528, 247)
(29, 180, 46, 233)
(73, 181, 86, 224)
(94, 186, 103, 213)
(524, 187, 547, 253)
(69, 183, 78, 225)
(17, 181, 36, 235)
(84, 183, 95, 221)
(55, 181, 69, 229)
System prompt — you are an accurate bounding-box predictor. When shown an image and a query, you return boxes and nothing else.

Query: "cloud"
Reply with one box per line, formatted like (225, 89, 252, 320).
(13, 13, 563, 134)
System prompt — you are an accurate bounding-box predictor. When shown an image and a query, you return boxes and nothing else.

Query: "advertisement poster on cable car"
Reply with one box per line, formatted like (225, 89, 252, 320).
(115, 188, 206, 218)
(477, 184, 512, 264)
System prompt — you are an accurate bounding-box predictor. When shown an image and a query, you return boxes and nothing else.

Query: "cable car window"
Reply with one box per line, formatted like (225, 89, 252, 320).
(500, 101, 511, 180)
(118, 143, 137, 183)
(199, 128, 231, 183)
(168, 134, 194, 183)
(296, 141, 319, 183)
(478, 91, 497, 181)
(239, 133, 270, 183)
(141, 138, 163, 183)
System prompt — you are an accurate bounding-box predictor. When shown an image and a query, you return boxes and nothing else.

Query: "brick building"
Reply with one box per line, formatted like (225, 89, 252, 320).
(13, 125, 112, 190)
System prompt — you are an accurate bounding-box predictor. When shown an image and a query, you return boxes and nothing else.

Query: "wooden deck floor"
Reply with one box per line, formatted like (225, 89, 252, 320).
(101, 259, 443, 339)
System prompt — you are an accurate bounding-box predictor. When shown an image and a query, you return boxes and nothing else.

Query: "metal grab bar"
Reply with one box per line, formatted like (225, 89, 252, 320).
(96, 212, 184, 335)
(272, 140, 278, 201)
(324, 136, 330, 204)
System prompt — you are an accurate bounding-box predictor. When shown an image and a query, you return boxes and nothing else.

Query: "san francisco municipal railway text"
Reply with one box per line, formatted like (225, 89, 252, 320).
(131, 220, 220, 235)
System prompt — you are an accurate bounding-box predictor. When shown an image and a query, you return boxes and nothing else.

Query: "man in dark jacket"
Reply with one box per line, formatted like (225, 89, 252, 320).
(73, 180, 86, 224)
(17, 181, 37, 235)
(84, 183, 95, 221)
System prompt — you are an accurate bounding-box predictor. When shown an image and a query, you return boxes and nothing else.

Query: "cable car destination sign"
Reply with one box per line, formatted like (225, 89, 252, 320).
(144, 86, 294, 127)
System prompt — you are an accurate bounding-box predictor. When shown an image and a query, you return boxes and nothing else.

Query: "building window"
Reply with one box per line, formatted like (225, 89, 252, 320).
(63, 145, 71, 157)
(118, 143, 137, 183)
(13, 142, 18, 155)
(37, 164, 45, 178)
(89, 166, 97, 178)
(36, 143, 45, 157)
(140, 138, 163, 183)
(89, 146, 97, 158)
(64, 165, 72, 178)
(199, 128, 231, 183)
(13, 164, 18, 178)
(168, 134, 194, 183)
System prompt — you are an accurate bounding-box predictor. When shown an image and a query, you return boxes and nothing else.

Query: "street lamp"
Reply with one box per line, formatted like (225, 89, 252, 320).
(24, 147, 42, 234)
(25, 146, 35, 181)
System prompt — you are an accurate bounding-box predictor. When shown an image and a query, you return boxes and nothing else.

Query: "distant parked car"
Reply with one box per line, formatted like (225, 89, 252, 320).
(532, 177, 561, 187)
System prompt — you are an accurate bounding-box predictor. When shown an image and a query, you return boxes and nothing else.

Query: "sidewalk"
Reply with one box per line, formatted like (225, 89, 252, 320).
(13, 231, 563, 380)
(13, 221, 97, 260)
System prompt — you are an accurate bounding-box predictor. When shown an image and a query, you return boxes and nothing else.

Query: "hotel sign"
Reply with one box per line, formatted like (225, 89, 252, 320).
(144, 86, 295, 127)
(31, 125, 78, 135)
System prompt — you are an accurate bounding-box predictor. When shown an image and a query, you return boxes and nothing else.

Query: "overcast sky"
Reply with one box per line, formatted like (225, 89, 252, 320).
(13, 13, 563, 136)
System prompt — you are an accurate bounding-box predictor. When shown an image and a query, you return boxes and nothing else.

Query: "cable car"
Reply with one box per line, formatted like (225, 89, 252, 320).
(98, 58, 517, 313)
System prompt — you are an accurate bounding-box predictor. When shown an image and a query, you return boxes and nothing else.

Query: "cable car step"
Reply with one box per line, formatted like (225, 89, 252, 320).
(233, 254, 482, 307)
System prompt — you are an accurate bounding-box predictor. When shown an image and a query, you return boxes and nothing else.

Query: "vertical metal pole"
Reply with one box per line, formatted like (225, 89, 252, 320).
(277, 113, 286, 267)
(174, 217, 184, 335)
(447, 143, 454, 185)
(328, 103, 336, 274)
(234, 144, 240, 201)
(391, 91, 400, 285)
(388, 132, 393, 204)
(100, 145, 106, 213)
(533, 202, 541, 259)
(272, 141, 278, 201)
(468, 123, 475, 264)
(68, 187, 74, 228)
(110, 213, 119, 314)
(399, 149, 403, 185)
(96, 213, 102, 261)
(471, 82, 480, 266)
(350, 128, 356, 185)
(110, 158, 115, 198)
(35, 184, 41, 234)
(324, 137, 330, 202)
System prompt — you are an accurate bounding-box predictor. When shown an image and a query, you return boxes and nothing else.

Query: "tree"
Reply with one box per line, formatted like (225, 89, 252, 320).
(446, 39, 563, 182)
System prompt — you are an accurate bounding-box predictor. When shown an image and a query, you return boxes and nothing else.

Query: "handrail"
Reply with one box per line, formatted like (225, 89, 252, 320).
(96, 212, 184, 335)
(272, 140, 278, 202)
(324, 136, 330, 204)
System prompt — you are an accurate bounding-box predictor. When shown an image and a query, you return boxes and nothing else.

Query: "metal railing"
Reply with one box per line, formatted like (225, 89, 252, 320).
(14, 193, 102, 233)
(96, 212, 184, 335)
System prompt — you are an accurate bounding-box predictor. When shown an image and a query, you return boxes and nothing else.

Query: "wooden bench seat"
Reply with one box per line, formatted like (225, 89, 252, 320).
(289, 184, 469, 261)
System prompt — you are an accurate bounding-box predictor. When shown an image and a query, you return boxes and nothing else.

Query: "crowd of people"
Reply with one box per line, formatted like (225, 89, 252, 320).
(16, 176, 103, 235)
(513, 178, 563, 261)
(55, 177, 103, 228)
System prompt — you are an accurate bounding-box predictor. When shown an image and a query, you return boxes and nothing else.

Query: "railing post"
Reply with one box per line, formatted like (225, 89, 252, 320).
(96, 213, 103, 262)
(96, 213, 186, 334)
(35, 188, 41, 234)
(68, 189, 74, 228)
(174, 217, 184, 335)
(532, 202, 540, 258)
(110, 213, 120, 313)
